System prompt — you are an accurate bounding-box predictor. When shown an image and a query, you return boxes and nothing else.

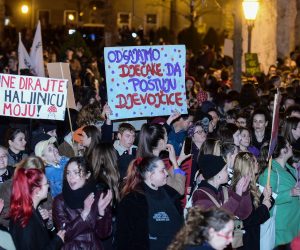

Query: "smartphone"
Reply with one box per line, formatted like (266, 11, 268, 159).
(184, 137, 192, 155)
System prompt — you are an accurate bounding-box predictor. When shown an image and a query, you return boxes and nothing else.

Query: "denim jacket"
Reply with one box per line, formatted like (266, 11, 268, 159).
(45, 156, 69, 198)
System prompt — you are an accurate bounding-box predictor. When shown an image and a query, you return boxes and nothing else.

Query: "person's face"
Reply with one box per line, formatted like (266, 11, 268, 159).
(186, 80, 193, 90)
(253, 158, 259, 174)
(233, 130, 241, 146)
(209, 220, 234, 250)
(292, 122, 300, 140)
(283, 142, 293, 159)
(284, 99, 295, 110)
(36, 175, 49, 201)
(217, 165, 229, 184)
(118, 130, 135, 150)
(268, 66, 276, 76)
(0, 148, 8, 170)
(208, 111, 219, 129)
(149, 160, 168, 188)
(47, 129, 57, 138)
(181, 116, 194, 131)
(236, 117, 247, 128)
(240, 130, 250, 148)
(227, 146, 239, 169)
(9, 132, 26, 152)
(81, 131, 91, 147)
(66, 162, 89, 190)
(192, 126, 207, 144)
(157, 132, 168, 152)
(252, 114, 267, 133)
(42, 144, 60, 164)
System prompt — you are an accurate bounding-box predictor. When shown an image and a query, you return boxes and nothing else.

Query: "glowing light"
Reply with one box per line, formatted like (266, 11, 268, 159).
(21, 5, 29, 14)
(242, 0, 259, 20)
(68, 14, 75, 21)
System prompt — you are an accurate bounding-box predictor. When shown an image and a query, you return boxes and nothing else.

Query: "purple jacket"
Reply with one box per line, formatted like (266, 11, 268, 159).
(53, 192, 112, 250)
(192, 181, 252, 220)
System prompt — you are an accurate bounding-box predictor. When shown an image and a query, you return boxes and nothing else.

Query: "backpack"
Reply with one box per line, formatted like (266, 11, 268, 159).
(191, 186, 244, 249)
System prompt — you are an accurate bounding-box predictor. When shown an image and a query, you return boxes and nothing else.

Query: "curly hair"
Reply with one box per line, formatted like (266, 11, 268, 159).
(168, 207, 233, 250)
(76, 101, 103, 127)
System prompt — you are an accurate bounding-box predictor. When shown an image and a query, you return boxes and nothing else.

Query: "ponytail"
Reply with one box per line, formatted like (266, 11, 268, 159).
(121, 156, 161, 198)
(10, 168, 43, 228)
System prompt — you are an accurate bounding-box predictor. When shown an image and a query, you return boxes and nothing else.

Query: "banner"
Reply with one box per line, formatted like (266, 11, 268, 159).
(0, 74, 68, 120)
(245, 53, 260, 76)
(104, 45, 188, 120)
(47, 63, 76, 110)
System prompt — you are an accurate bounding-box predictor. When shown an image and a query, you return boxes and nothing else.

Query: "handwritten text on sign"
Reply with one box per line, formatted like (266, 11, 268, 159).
(104, 45, 188, 120)
(0, 74, 68, 120)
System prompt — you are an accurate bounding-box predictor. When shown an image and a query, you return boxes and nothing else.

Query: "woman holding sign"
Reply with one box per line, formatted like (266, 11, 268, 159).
(259, 136, 300, 248)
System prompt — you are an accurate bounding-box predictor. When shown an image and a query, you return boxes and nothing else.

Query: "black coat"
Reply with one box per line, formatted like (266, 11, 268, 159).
(116, 184, 183, 250)
(237, 195, 270, 250)
(10, 209, 63, 250)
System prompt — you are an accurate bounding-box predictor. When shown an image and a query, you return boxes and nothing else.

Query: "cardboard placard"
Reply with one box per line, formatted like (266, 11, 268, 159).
(0, 74, 67, 120)
(104, 45, 188, 120)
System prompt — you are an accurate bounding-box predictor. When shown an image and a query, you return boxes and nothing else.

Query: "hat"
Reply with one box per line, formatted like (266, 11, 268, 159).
(31, 133, 51, 151)
(41, 123, 57, 133)
(198, 155, 226, 180)
(34, 137, 57, 158)
(73, 126, 84, 143)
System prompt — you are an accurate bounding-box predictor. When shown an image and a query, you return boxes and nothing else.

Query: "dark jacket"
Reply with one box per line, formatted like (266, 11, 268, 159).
(184, 242, 215, 250)
(237, 195, 271, 250)
(52, 192, 112, 250)
(116, 184, 183, 250)
(9, 209, 63, 250)
(0, 179, 53, 229)
(192, 181, 252, 220)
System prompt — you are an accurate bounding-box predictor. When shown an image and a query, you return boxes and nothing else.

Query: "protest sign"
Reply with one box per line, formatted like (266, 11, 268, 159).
(47, 63, 76, 110)
(0, 74, 67, 120)
(245, 53, 260, 76)
(104, 45, 188, 120)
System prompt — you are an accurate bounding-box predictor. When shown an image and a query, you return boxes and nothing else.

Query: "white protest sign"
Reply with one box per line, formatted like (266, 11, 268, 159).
(0, 74, 68, 120)
(104, 45, 188, 120)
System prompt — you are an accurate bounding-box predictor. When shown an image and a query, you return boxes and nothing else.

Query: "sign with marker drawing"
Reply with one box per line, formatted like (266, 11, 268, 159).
(104, 45, 188, 120)
(0, 74, 68, 120)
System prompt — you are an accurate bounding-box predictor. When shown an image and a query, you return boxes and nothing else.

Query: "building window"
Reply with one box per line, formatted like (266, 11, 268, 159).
(146, 14, 157, 24)
(64, 10, 78, 25)
(117, 12, 131, 29)
(38, 10, 50, 27)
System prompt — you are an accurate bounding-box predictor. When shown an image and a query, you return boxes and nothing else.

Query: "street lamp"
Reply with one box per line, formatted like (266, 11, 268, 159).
(242, 0, 259, 53)
(21, 4, 29, 14)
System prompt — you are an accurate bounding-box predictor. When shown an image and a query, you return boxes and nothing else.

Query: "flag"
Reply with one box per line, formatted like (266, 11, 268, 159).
(18, 32, 35, 75)
(30, 20, 45, 77)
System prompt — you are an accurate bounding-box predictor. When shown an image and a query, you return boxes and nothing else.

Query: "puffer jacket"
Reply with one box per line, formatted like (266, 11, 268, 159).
(53, 192, 112, 250)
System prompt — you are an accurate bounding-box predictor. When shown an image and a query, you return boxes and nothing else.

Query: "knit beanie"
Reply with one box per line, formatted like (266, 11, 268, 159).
(198, 155, 226, 180)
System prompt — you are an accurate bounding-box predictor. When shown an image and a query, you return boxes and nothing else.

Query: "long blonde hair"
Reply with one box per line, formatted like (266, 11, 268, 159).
(232, 152, 260, 208)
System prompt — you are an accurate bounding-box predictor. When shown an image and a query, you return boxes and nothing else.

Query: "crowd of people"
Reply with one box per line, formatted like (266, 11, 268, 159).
(1, 28, 300, 250)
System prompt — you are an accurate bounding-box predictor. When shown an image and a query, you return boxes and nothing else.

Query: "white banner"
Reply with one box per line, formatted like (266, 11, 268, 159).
(0, 74, 68, 120)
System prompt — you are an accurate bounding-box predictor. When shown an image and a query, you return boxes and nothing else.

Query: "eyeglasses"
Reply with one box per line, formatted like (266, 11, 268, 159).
(194, 130, 205, 136)
(216, 232, 234, 240)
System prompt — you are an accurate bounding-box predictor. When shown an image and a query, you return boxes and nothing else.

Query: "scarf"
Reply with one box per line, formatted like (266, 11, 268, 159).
(62, 179, 97, 209)
(8, 148, 24, 163)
